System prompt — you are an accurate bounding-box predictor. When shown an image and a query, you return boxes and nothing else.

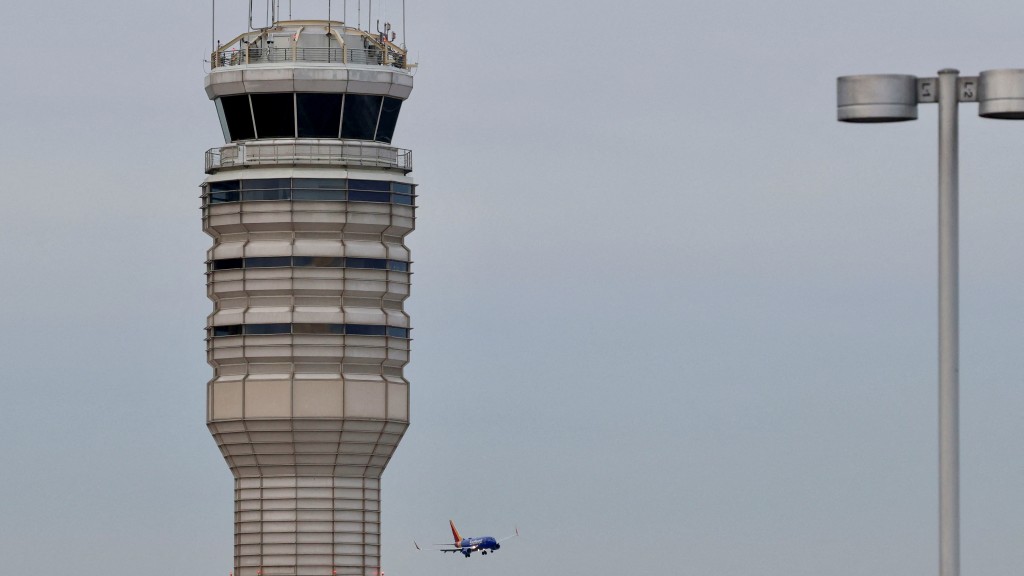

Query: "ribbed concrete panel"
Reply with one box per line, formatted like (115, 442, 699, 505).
(231, 476, 386, 576)
(206, 67, 414, 99)
(208, 261, 410, 300)
(201, 19, 415, 576)
(204, 202, 414, 237)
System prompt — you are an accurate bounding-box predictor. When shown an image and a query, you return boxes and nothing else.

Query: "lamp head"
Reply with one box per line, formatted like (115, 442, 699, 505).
(837, 74, 918, 123)
(978, 69, 1024, 119)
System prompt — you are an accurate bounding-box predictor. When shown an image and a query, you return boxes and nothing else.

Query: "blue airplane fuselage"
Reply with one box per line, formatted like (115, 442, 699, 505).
(460, 537, 499, 555)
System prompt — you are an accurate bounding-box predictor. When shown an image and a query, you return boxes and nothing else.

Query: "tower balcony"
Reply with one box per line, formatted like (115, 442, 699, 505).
(210, 20, 411, 71)
(206, 140, 412, 174)
(212, 45, 407, 70)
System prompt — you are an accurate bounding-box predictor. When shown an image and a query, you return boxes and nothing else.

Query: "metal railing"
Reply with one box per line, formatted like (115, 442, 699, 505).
(211, 46, 408, 70)
(206, 141, 413, 173)
(209, 23, 412, 71)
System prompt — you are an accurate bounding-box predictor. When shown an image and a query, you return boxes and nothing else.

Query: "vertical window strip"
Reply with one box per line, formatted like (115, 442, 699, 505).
(248, 94, 257, 139)
(372, 96, 384, 141)
(338, 93, 346, 139)
(215, 98, 231, 142)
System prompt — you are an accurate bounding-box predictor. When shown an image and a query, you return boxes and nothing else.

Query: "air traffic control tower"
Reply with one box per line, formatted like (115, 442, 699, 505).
(201, 11, 414, 576)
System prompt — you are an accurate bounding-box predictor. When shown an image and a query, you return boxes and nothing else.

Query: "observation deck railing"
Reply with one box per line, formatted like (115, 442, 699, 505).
(211, 46, 407, 69)
(210, 23, 410, 70)
(206, 141, 413, 174)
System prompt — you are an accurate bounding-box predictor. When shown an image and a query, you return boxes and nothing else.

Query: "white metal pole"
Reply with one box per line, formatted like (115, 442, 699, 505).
(936, 68, 960, 576)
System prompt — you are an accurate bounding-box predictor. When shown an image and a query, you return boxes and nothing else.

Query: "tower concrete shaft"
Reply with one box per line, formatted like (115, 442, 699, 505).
(201, 18, 414, 576)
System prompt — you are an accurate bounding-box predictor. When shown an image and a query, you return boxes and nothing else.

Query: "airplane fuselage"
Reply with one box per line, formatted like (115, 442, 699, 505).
(459, 537, 499, 556)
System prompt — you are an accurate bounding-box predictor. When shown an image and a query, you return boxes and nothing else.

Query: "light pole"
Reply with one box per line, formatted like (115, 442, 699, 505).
(836, 69, 1024, 576)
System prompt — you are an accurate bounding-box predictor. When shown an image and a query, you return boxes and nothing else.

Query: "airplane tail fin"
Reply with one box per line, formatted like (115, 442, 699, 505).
(449, 519, 462, 545)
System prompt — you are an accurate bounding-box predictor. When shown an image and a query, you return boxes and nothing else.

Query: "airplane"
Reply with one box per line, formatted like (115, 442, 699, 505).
(414, 520, 518, 558)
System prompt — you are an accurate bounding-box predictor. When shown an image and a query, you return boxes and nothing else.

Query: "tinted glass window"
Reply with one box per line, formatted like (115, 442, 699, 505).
(212, 325, 243, 337)
(218, 92, 406, 142)
(292, 323, 333, 334)
(210, 181, 241, 192)
(294, 178, 346, 189)
(209, 182, 242, 203)
(375, 97, 402, 143)
(240, 179, 290, 200)
(292, 256, 345, 267)
(244, 324, 291, 335)
(348, 179, 391, 191)
(348, 191, 390, 203)
(210, 191, 240, 203)
(210, 257, 406, 270)
(292, 189, 345, 201)
(210, 324, 402, 337)
(246, 257, 292, 268)
(220, 95, 255, 141)
(341, 94, 382, 140)
(212, 258, 244, 270)
(204, 178, 412, 206)
(346, 258, 388, 270)
(293, 178, 346, 201)
(387, 327, 410, 338)
(242, 178, 291, 190)
(346, 324, 387, 336)
(296, 93, 343, 138)
(242, 189, 290, 201)
(251, 93, 295, 138)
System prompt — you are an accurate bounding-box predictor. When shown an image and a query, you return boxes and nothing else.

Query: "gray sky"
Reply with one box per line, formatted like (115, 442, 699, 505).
(1, 0, 1023, 574)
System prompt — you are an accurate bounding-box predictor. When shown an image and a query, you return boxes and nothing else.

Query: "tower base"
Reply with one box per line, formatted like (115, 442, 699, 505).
(234, 476, 382, 576)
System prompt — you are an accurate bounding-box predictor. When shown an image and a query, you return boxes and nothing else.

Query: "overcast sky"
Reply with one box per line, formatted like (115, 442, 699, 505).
(1, 0, 1023, 575)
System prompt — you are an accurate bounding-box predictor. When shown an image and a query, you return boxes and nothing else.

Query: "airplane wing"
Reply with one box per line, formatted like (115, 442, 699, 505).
(499, 527, 520, 543)
(440, 545, 478, 554)
(414, 541, 478, 553)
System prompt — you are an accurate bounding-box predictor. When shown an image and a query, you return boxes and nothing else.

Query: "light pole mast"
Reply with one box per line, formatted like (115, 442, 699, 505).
(936, 68, 960, 576)
(837, 68, 1024, 576)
